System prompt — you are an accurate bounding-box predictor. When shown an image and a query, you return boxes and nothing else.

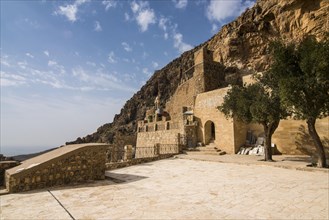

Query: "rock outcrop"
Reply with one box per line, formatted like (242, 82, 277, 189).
(66, 0, 329, 147)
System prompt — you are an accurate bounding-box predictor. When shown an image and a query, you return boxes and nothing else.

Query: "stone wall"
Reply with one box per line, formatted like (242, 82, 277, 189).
(194, 87, 239, 154)
(136, 129, 180, 149)
(106, 154, 178, 170)
(203, 61, 226, 92)
(5, 144, 109, 193)
(165, 77, 197, 132)
(0, 161, 20, 186)
(242, 74, 329, 154)
(273, 119, 328, 154)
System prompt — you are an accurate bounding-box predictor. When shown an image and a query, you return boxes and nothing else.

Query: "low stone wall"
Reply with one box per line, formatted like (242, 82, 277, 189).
(106, 154, 177, 170)
(5, 144, 109, 193)
(0, 161, 20, 186)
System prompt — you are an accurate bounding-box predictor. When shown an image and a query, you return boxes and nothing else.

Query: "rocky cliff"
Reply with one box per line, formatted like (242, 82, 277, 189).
(66, 0, 329, 147)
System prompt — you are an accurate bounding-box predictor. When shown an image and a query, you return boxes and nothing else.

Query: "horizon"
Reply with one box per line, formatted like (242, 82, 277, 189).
(1, 0, 255, 156)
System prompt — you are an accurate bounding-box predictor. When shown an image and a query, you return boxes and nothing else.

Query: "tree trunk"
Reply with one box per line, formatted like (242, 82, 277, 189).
(264, 133, 273, 161)
(307, 118, 327, 168)
(262, 124, 273, 161)
(262, 120, 280, 161)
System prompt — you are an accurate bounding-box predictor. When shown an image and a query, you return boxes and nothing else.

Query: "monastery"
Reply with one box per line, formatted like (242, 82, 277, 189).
(136, 47, 328, 155)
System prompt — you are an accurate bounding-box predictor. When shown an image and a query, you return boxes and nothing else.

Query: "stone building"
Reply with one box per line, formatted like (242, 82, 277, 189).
(136, 47, 328, 155)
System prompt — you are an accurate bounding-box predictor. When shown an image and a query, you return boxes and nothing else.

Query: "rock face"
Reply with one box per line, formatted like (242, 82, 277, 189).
(66, 0, 329, 147)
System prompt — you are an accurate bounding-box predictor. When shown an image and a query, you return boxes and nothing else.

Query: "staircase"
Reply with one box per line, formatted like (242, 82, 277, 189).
(186, 142, 226, 156)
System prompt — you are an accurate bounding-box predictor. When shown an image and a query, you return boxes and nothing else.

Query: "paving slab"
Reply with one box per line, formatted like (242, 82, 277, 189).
(1, 158, 328, 219)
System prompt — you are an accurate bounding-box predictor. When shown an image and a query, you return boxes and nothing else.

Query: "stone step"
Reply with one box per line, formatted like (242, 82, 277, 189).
(186, 151, 221, 156)
(185, 143, 226, 156)
(196, 146, 220, 152)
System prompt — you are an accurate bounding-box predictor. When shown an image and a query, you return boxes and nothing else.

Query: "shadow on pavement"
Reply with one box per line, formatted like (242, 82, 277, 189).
(282, 156, 312, 162)
(105, 172, 148, 184)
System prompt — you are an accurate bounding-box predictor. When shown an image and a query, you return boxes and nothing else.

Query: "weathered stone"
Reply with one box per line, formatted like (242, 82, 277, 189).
(5, 144, 109, 193)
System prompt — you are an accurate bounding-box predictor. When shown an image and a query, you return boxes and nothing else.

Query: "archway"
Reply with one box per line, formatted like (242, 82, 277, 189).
(204, 120, 216, 145)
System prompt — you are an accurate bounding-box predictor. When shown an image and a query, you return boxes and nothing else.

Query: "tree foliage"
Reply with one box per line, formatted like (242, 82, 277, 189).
(267, 36, 329, 120)
(219, 81, 287, 161)
(265, 35, 329, 167)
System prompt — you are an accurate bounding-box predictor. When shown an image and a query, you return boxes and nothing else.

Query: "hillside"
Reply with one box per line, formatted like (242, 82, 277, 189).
(66, 0, 329, 147)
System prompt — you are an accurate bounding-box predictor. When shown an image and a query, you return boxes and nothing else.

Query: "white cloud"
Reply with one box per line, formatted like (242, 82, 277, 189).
(172, 0, 188, 9)
(195, 0, 207, 6)
(44, 50, 50, 57)
(0, 55, 11, 67)
(131, 1, 145, 13)
(48, 60, 66, 74)
(25, 53, 34, 59)
(72, 66, 136, 92)
(56, 4, 78, 22)
(124, 12, 130, 21)
(48, 60, 57, 66)
(0, 71, 27, 87)
(136, 9, 156, 32)
(94, 21, 102, 32)
(0, 78, 26, 87)
(130, 1, 156, 32)
(142, 51, 148, 59)
(108, 51, 117, 63)
(142, 67, 152, 77)
(102, 0, 117, 11)
(23, 18, 40, 29)
(86, 61, 96, 67)
(123, 73, 136, 82)
(159, 17, 169, 39)
(17, 61, 28, 70)
(211, 23, 218, 34)
(159, 17, 168, 31)
(173, 32, 193, 53)
(55, 0, 90, 22)
(122, 42, 132, 52)
(158, 16, 192, 52)
(152, 61, 159, 69)
(206, 0, 254, 22)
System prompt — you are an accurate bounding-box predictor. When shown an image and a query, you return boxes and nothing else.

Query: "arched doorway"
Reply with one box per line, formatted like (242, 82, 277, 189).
(204, 120, 216, 145)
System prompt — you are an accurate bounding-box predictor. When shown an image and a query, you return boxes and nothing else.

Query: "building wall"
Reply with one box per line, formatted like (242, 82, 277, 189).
(165, 77, 197, 132)
(194, 87, 238, 154)
(273, 118, 328, 154)
(5, 144, 108, 193)
(233, 118, 248, 153)
(242, 74, 329, 154)
(136, 129, 180, 148)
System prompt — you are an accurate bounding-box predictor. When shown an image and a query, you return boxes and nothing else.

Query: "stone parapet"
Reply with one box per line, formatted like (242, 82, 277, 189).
(5, 143, 109, 193)
(0, 161, 21, 186)
(106, 154, 177, 170)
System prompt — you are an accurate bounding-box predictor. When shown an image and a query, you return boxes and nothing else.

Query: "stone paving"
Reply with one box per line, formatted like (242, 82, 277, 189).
(0, 157, 328, 219)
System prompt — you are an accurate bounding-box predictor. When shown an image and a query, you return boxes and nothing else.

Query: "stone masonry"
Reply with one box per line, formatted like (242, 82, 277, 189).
(136, 46, 328, 155)
(5, 143, 109, 193)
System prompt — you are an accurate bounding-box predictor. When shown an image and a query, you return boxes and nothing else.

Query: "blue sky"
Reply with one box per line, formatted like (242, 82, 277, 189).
(0, 0, 254, 155)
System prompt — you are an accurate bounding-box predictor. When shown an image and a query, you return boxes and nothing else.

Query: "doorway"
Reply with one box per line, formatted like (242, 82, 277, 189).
(204, 120, 216, 144)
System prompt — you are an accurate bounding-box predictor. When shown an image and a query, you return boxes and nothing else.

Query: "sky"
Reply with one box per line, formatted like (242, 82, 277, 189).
(0, 0, 255, 156)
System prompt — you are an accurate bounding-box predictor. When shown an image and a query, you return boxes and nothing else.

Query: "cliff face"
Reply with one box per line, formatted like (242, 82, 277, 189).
(66, 0, 329, 146)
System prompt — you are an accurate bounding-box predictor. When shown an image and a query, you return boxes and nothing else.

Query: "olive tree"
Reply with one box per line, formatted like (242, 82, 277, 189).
(218, 82, 287, 161)
(266, 36, 329, 168)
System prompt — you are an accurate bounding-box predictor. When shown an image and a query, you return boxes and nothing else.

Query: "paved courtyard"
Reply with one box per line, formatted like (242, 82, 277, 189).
(1, 157, 328, 219)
